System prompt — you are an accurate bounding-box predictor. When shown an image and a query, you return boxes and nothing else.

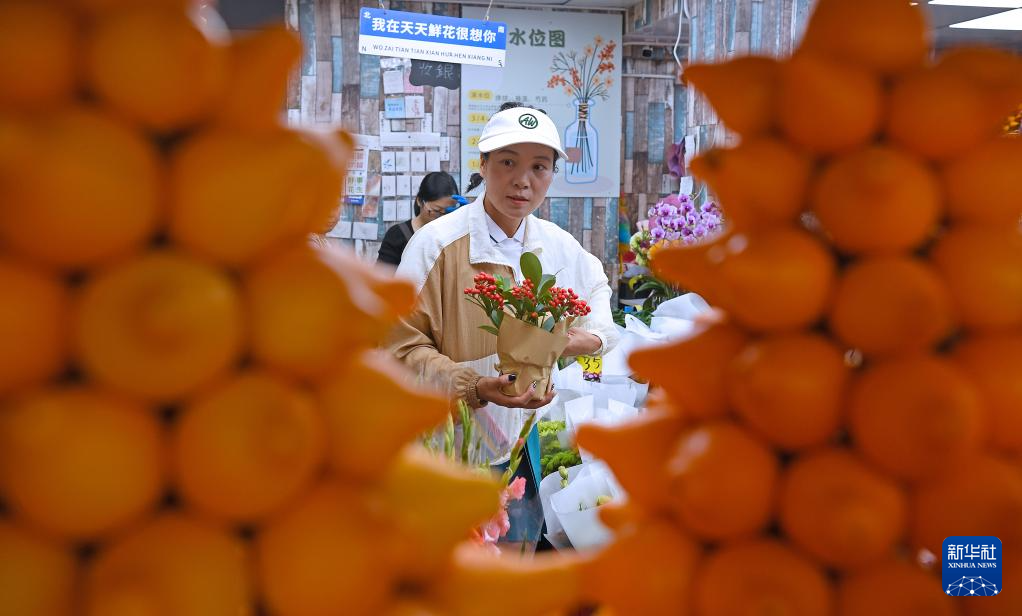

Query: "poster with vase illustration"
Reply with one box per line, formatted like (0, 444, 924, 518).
(460, 7, 622, 198)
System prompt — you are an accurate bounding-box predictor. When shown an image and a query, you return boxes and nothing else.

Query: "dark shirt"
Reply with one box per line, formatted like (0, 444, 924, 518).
(377, 220, 415, 266)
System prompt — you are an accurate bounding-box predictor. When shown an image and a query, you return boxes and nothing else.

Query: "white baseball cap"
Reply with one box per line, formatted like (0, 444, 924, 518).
(477, 106, 568, 160)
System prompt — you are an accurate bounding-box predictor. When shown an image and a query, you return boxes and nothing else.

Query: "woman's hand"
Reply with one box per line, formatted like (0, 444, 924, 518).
(561, 328, 601, 357)
(475, 374, 555, 409)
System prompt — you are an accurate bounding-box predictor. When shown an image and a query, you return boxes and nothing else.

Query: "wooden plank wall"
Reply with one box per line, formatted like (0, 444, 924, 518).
(672, 0, 816, 154)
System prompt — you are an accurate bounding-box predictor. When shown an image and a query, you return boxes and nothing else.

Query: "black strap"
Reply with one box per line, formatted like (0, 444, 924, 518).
(399, 221, 414, 243)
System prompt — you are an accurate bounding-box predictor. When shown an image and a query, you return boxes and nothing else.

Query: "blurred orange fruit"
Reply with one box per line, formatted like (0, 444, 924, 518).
(0, 2, 77, 110)
(629, 320, 747, 420)
(714, 227, 837, 331)
(666, 421, 778, 541)
(930, 225, 1022, 331)
(0, 386, 165, 540)
(0, 521, 76, 616)
(839, 559, 957, 616)
(849, 356, 985, 482)
(59, 0, 189, 14)
(575, 409, 687, 512)
(73, 251, 244, 402)
(85, 513, 252, 616)
(829, 257, 956, 356)
(683, 56, 778, 137)
(173, 370, 327, 523)
(216, 26, 302, 131)
(777, 52, 883, 154)
(169, 129, 345, 266)
(799, 0, 928, 75)
(650, 238, 725, 306)
(911, 455, 1022, 555)
(85, 5, 227, 132)
(376, 446, 501, 581)
(951, 333, 1022, 454)
(810, 146, 941, 255)
(689, 137, 813, 229)
(245, 245, 386, 380)
(320, 242, 417, 324)
(582, 521, 699, 616)
(0, 107, 161, 269)
(780, 449, 907, 570)
(887, 67, 1002, 160)
(257, 481, 393, 616)
(316, 351, 448, 482)
(728, 333, 848, 450)
(943, 137, 1022, 225)
(0, 258, 68, 396)
(436, 546, 585, 616)
(938, 46, 1022, 116)
(694, 539, 833, 616)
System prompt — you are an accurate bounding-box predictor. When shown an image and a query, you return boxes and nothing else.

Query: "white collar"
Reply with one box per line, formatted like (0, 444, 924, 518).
(485, 209, 525, 244)
(467, 193, 544, 266)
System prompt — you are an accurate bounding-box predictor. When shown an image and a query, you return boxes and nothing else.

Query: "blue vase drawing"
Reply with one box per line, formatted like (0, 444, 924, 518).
(564, 98, 599, 184)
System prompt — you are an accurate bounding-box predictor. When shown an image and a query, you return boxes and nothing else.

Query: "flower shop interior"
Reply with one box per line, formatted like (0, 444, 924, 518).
(2, 0, 1022, 614)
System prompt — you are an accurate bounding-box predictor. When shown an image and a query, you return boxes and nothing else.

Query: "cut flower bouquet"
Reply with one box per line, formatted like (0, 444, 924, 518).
(464, 252, 591, 401)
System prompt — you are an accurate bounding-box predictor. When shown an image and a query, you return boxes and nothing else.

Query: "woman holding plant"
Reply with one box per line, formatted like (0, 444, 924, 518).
(388, 103, 618, 543)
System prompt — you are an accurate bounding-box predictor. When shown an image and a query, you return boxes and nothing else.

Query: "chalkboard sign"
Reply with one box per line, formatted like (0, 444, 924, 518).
(409, 60, 462, 90)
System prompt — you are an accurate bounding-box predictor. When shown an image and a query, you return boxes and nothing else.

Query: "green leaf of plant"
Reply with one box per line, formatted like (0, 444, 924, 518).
(479, 325, 500, 336)
(542, 318, 556, 332)
(539, 274, 556, 297)
(520, 251, 542, 286)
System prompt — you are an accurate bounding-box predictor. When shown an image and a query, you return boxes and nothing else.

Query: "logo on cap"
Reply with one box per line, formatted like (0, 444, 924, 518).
(518, 113, 539, 129)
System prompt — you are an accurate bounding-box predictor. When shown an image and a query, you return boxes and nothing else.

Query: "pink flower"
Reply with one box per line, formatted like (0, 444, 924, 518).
(507, 476, 527, 501)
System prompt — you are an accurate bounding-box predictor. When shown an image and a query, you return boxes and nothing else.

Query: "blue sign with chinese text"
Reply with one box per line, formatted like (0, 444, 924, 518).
(943, 536, 1002, 597)
(358, 8, 507, 68)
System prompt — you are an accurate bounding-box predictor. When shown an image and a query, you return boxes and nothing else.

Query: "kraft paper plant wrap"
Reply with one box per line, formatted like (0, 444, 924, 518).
(465, 253, 591, 403)
(496, 316, 569, 400)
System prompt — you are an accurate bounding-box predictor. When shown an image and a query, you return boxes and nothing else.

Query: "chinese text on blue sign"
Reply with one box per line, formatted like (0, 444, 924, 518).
(358, 8, 507, 68)
(942, 536, 1002, 597)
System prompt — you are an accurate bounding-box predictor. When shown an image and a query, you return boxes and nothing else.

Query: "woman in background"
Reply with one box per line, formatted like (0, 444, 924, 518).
(377, 171, 460, 266)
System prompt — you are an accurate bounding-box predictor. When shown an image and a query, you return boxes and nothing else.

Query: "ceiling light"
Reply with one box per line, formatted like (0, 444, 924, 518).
(950, 7, 1022, 28)
(930, 0, 1022, 7)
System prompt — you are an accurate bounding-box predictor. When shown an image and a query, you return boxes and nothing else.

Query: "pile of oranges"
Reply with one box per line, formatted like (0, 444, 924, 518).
(0, 1, 599, 614)
(577, 0, 1022, 614)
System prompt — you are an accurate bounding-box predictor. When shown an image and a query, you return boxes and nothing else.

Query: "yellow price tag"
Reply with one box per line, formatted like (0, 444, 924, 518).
(468, 89, 493, 101)
(578, 355, 602, 382)
(468, 113, 488, 124)
(468, 135, 480, 147)
(467, 159, 481, 171)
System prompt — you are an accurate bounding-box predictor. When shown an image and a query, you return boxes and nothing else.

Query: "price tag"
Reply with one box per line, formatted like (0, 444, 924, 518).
(578, 355, 602, 382)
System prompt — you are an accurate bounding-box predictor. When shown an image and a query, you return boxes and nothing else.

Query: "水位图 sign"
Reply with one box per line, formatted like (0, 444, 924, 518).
(460, 7, 622, 198)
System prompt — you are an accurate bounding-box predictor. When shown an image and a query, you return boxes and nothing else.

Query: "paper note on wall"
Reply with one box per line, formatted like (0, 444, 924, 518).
(397, 198, 412, 220)
(382, 199, 398, 221)
(353, 221, 379, 240)
(404, 95, 425, 119)
(426, 150, 441, 172)
(396, 175, 411, 196)
(411, 152, 426, 173)
(383, 70, 404, 95)
(381, 152, 396, 173)
(381, 175, 396, 197)
(395, 151, 410, 173)
(327, 220, 352, 239)
(384, 97, 406, 119)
